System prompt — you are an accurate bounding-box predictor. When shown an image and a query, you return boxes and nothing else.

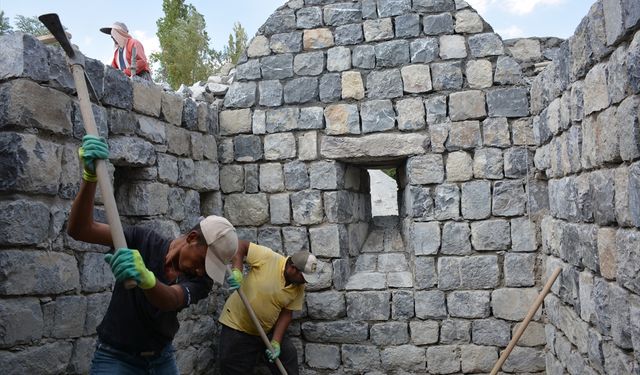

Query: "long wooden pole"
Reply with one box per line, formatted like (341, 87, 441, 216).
(490, 267, 562, 375)
(38, 13, 137, 290)
(226, 266, 287, 375)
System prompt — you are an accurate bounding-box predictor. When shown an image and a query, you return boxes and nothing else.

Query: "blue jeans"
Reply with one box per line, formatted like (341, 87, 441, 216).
(90, 340, 178, 375)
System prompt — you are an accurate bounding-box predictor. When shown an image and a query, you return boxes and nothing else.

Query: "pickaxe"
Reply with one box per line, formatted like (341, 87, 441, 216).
(39, 13, 136, 289)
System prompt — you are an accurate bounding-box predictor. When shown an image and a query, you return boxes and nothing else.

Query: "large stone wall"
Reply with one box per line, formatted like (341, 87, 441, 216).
(1, 0, 639, 374)
(219, 0, 558, 373)
(0, 32, 223, 374)
(531, 0, 640, 374)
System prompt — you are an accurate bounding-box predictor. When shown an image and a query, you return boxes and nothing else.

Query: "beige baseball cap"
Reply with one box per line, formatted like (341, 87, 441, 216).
(100, 22, 129, 35)
(201, 215, 238, 284)
(291, 251, 321, 284)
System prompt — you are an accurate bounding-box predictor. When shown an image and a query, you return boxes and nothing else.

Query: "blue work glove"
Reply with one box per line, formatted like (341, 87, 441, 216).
(227, 268, 243, 290)
(265, 340, 281, 362)
(104, 248, 156, 289)
(78, 135, 109, 182)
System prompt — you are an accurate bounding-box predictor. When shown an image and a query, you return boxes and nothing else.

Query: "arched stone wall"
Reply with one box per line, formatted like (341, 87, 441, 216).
(219, 0, 555, 373)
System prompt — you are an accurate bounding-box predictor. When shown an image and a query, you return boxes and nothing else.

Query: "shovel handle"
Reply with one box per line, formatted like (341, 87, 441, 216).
(70, 65, 136, 290)
(226, 266, 287, 375)
(490, 267, 562, 375)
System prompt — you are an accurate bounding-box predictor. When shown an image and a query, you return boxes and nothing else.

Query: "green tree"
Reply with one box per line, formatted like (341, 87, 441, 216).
(0, 11, 11, 35)
(221, 22, 247, 65)
(153, 0, 219, 89)
(14, 15, 48, 36)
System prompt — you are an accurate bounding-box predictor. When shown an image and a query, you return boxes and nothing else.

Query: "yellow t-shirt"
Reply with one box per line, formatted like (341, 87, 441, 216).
(219, 243, 305, 335)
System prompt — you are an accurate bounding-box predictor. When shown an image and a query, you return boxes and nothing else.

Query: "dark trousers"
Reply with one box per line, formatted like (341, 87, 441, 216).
(218, 324, 299, 375)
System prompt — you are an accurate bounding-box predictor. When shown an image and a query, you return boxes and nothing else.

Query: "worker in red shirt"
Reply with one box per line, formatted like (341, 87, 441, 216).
(100, 21, 152, 80)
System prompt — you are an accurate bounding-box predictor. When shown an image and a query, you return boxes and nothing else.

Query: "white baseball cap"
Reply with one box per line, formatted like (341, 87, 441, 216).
(291, 251, 321, 284)
(200, 216, 238, 284)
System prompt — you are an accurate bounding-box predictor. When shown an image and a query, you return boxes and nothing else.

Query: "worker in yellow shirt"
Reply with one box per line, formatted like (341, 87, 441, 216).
(218, 240, 320, 374)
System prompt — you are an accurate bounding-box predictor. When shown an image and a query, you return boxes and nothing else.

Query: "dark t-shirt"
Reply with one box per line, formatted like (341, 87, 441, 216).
(97, 226, 213, 352)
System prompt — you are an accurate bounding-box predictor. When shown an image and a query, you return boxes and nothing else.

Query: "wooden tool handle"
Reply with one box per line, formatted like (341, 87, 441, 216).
(490, 267, 562, 375)
(227, 266, 287, 374)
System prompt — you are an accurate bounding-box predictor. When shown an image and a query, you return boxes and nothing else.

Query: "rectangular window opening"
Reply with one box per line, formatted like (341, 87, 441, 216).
(368, 168, 399, 217)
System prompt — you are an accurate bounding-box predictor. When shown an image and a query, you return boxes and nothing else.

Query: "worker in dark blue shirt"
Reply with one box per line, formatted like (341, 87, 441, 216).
(67, 135, 238, 374)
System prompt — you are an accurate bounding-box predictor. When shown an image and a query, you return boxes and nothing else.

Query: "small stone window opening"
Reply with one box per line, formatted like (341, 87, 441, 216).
(368, 168, 399, 217)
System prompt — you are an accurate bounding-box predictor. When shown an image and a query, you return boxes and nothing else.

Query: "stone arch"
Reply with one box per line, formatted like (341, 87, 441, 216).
(218, 0, 551, 372)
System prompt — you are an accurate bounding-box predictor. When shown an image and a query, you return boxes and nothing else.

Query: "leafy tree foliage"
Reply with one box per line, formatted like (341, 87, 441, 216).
(153, 0, 218, 89)
(14, 15, 48, 36)
(0, 11, 11, 35)
(221, 22, 247, 65)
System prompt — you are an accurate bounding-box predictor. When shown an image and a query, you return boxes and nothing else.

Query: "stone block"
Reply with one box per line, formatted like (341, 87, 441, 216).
(446, 151, 473, 182)
(258, 80, 283, 107)
(381, 345, 426, 372)
(461, 180, 491, 220)
(0, 297, 43, 347)
(492, 179, 526, 216)
(305, 343, 340, 369)
(504, 253, 536, 287)
(487, 87, 530, 117)
(102, 66, 133, 110)
(79, 252, 114, 293)
(439, 34, 467, 59)
(472, 318, 510, 346)
(395, 13, 420, 37)
(407, 154, 444, 184)
(446, 120, 481, 150)
(0, 32, 49, 81)
(471, 219, 510, 250)
(363, 18, 394, 42)
(434, 183, 460, 220)
(284, 77, 318, 104)
(0, 133, 62, 196)
(296, 7, 323, 29)
(310, 224, 346, 258)
(132, 79, 161, 116)
(468, 33, 504, 57)
(483, 117, 511, 148)
(415, 290, 446, 319)
(309, 161, 345, 190)
(466, 59, 493, 89)
(324, 104, 360, 134)
(441, 221, 471, 255)
(410, 37, 439, 63)
(366, 69, 403, 99)
(262, 9, 296, 35)
(346, 291, 390, 320)
(431, 61, 463, 90)
(371, 322, 409, 346)
(414, 256, 437, 289)
(224, 193, 269, 226)
(461, 345, 498, 373)
(0, 341, 72, 374)
(396, 97, 426, 130)
(160, 92, 183, 125)
(303, 28, 335, 50)
(427, 345, 461, 374)
(361, 100, 395, 134)
(455, 9, 484, 33)
(448, 291, 490, 318)
(342, 344, 381, 371)
(0, 250, 79, 295)
(492, 288, 542, 321)
(0, 79, 73, 135)
(375, 40, 410, 69)
(291, 190, 324, 225)
(441, 318, 471, 344)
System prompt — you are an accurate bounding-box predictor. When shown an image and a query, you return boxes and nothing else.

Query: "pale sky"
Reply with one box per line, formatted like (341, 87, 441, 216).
(1, 0, 595, 65)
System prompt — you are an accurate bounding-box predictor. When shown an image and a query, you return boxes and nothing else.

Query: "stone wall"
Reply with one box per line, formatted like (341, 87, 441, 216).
(531, 0, 640, 374)
(1, 0, 639, 374)
(219, 0, 557, 373)
(0, 32, 223, 374)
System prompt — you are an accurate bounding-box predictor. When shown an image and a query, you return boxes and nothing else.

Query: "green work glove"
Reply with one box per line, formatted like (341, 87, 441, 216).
(78, 135, 109, 182)
(104, 248, 156, 289)
(227, 268, 243, 290)
(265, 340, 280, 362)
